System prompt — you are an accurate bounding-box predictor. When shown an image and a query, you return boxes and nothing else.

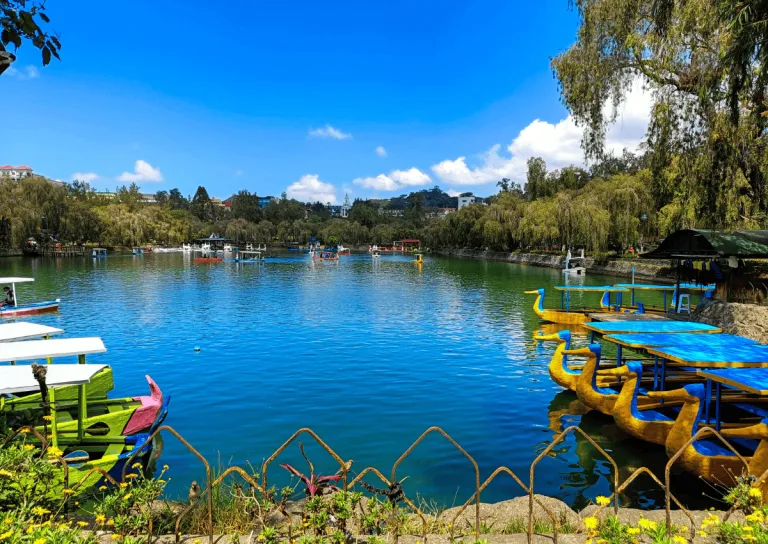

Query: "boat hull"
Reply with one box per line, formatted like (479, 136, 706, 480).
(0, 300, 60, 317)
(194, 257, 223, 263)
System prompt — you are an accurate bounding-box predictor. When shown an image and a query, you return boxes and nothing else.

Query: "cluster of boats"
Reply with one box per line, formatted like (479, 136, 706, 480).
(529, 283, 768, 495)
(0, 279, 168, 490)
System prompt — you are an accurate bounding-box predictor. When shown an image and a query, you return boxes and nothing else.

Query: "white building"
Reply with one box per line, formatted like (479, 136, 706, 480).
(0, 165, 33, 179)
(457, 193, 486, 210)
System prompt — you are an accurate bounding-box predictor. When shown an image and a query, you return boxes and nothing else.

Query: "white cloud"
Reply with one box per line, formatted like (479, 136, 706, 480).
(446, 189, 461, 197)
(390, 167, 431, 186)
(431, 77, 654, 186)
(117, 160, 164, 183)
(71, 172, 99, 183)
(375, 146, 387, 157)
(5, 65, 40, 80)
(353, 167, 431, 192)
(308, 124, 352, 140)
(287, 174, 338, 204)
(353, 174, 400, 191)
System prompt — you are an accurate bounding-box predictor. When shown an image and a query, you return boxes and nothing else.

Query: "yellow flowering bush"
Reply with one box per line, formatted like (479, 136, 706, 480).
(0, 440, 69, 512)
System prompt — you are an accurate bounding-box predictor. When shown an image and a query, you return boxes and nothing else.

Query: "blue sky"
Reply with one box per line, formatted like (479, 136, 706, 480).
(1, 0, 651, 204)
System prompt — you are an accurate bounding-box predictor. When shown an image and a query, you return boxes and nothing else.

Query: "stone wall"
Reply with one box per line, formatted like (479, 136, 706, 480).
(691, 300, 768, 344)
(0, 249, 22, 257)
(433, 248, 673, 280)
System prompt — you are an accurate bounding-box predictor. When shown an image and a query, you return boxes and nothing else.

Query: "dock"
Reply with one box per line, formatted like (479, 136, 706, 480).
(38, 246, 88, 258)
(587, 313, 672, 322)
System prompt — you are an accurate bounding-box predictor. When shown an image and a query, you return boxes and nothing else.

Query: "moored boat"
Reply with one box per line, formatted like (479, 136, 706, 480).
(0, 277, 60, 318)
(524, 286, 628, 325)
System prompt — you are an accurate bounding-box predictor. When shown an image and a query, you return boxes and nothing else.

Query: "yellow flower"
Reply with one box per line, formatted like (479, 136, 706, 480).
(638, 518, 657, 531)
(111, 535, 122, 541)
(118, 483, 128, 489)
(99, 486, 108, 491)
(46, 447, 63, 458)
(62, 489, 74, 496)
(19, 428, 30, 434)
(122, 492, 132, 501)
(672, 536, 686, 544)
(744, 526, 754, 532)
(23, 444, 35, 451)
(697, 531, 707, 537)
(584, 516, 598, 530)
(595, 495, 610, 507)
(750, 487, 763, 499)
(31, 507, 50, 516)
(0, 470, 12, 478)
(627, 527, 640, 535)
(42, 415, 53, 422)
(125, 473, 138, 479)
(106, 519, 115, 527)
(95, 515, 106, 525)
(162, 464, 169, 471)
(193, 540, 201, 544)
(0, 531, 14, 542)
(77, 521, 88, 528)
(131, 462, 142, 469)
(745, 536, 757, 542)
(26, 527, 35, 534)
(2, 518, 10, 525)
(34, 539, 45, 544)
(747, 511, 765, 523)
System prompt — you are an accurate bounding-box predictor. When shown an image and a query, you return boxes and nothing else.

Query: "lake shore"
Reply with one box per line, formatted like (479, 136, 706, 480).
(432, 248, 672, 280)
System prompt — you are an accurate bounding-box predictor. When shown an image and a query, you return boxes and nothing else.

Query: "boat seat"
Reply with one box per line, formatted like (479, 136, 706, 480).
(692, 438, 737, 456)
(677, 294, 691, 314)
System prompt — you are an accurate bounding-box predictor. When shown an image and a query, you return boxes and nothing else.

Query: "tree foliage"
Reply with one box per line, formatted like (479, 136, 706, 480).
(0, 0, 60, 74)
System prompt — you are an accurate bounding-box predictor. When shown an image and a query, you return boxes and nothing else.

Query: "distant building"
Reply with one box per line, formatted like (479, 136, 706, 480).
(378, 209, 405, 217)
(141, 193, 157, 204)
(210, 197, 226, 208)
(425, 207, 455, 219)
(258, 196, 275, 208)
(0, 165, 33, 180)
(95, 190, 116, 200)
(458, 193, 485, 210)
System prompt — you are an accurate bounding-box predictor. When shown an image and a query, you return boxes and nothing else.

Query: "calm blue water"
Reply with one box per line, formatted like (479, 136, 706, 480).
(0, 254, 709, 510)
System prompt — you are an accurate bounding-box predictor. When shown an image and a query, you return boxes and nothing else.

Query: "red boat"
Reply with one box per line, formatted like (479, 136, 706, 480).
(194, 257, 223, 263)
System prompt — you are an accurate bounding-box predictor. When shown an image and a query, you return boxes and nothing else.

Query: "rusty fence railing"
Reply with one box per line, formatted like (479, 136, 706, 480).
(7, 423, 768, 544)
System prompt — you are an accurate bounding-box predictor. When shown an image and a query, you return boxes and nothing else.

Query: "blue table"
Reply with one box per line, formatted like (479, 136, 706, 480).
(554, 286, 628, 312)
(697, 368, 768, 431)
(583, 320, 721, 343)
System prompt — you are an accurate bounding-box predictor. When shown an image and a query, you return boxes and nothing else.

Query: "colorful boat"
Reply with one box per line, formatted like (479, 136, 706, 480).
(194, 257, 223, 263)
(232, 250, 263, 263)
(414, 253, 424, 264)
(337, 245, 351, 256)
(0, 277, 60, 317)
(92, 248, 107, 259)
(721, 419, 768, 500)
(0, 338, 166, 444)
(313, 251, 339, 261)
(648, 384, 754, 483)
(524, 286, 629, 325)
(0, 363, 166, 490)
(563, 344, 623, 414)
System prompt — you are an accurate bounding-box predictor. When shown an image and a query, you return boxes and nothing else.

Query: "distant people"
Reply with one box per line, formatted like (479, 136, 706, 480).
(0, 286, 14, 308)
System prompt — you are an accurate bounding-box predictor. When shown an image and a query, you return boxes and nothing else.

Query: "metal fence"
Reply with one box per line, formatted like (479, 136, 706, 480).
(7, 423, 768, 544)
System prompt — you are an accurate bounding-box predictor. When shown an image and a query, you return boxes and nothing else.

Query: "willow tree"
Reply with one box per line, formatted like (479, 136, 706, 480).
(552, 0, 768, 229)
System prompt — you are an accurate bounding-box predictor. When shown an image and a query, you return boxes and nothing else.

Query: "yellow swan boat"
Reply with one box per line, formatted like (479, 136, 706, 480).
(524, 287, 627, 325)
(721, 419, 768, 500)
(649, 385, 752, 483)
(598, 361, 676, 445)
(535, 330, 613, 391)
(563, 344, 621, 415)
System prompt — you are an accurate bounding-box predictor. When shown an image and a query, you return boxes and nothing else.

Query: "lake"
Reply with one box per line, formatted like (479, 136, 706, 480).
(0, 253, 713, 511)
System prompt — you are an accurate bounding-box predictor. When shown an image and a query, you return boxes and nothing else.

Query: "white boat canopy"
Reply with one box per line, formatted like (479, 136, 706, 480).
(0, 337, 106, 363)
(0, 323, 64, 343)
(0, 277, 34, 284)
(0, 364, 108, 395)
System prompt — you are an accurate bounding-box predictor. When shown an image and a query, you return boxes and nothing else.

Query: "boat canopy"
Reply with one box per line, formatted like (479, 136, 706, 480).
(554, 285, 629, 292)
(604, 332, 756, 349)
(0, 322, 64, 342)
(583, 321, 721, 335)
(697, 368, 768, 395)
(648, 343, 768, 366)
(642, 229, 768, 259)
(614, 283, 678, 291)
(0, 364, 108, 395)
(0, 277, 34, 284)
(0, 337, 106, 363)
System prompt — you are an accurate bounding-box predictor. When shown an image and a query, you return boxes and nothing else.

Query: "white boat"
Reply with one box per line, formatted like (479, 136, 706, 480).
(182, 243, 194, 252)
(0, 277, 60, 318)
(223, 244, 234, 252)
(562, 250, 586, 276)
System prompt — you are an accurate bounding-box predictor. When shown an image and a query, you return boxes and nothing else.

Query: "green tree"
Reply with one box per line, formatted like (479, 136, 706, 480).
(525, 157, 547, 200)
(231, 190, 262, 223)
(0, 0, 60, 76)
(168, 188, 189, 210)
(189, 186, 214, 221)
(155, 190, 169, 206)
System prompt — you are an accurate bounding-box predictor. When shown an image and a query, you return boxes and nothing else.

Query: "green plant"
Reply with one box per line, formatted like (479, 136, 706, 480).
(0, 437, 67, 512)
